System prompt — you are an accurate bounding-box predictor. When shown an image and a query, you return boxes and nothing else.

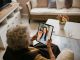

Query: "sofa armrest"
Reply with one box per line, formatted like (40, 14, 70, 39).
(26, 1, 32, 17)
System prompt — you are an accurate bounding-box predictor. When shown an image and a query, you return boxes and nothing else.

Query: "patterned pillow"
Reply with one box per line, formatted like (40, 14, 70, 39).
(37, 0, 48, 8)
(56, 0, 65, 9)
(48, 0, 56, 8)
(65, 0, 73, 8)
(31, 0, 37, 8)
(72, 0, 80, 8)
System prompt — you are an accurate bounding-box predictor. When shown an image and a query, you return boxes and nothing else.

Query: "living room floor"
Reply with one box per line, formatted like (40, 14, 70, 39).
(0, 17, 80, 60)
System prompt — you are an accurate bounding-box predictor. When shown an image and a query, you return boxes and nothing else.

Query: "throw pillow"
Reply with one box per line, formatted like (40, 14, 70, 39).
(30, 0, 37, 8)
(56, 0, 65, 9)
(48, 0, 56, 8)
(37, 0, 48, 8)
(72, 0, 80, 8)
(65, 0, 73, 8)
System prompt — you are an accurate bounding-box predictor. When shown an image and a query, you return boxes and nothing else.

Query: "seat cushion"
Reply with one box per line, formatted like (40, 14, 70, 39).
(30, 8, 80, 15)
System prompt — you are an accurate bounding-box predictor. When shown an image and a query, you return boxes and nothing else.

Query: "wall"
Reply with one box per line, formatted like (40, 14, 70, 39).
(16, 0, 29, 17)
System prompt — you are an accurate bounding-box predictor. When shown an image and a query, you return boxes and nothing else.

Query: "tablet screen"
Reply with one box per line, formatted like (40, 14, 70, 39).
(36, 23, 54, 44)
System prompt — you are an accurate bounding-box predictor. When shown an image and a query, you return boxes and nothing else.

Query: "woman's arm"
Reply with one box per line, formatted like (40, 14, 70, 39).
(31, 35, 37, 41)
(47, 40, 55, 60)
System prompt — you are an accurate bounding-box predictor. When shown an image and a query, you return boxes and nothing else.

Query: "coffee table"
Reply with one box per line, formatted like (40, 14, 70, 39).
(46, 19, 80, 60)
(46, 19, 80, 40)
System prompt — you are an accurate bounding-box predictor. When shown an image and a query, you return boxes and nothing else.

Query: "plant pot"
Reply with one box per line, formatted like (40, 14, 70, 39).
(59, 24, 65, 30)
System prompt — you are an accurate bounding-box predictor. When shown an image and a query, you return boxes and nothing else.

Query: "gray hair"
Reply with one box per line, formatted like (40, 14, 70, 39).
(6, 24, 30, 50)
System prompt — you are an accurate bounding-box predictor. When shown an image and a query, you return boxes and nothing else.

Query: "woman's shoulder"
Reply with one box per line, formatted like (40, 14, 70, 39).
(29, 47, 38, 51)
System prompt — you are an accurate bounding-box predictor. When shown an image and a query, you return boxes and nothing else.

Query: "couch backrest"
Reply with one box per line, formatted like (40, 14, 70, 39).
(30, 0, 48, 8)
(37, 0, 48, 8)
(30, 0, 80, 9)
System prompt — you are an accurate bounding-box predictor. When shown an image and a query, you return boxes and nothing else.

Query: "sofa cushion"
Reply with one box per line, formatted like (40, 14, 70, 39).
(48, 0, 56, 8)
(37, 0, 48, 8)
(30, 0, 37, 8)
(72, 0, 80, 8)
(65, 0, 73, 8)
(56, 0, 65, 9)
(30, 8, 80, 15)
(56, 49, 74, 60)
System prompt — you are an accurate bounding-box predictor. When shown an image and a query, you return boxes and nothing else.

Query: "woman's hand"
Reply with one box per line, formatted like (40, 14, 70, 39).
(31, 35, 37, 41)
(46, 39, 55, 60)
(37, 31, 43, 41)
(46, 39, 52, 48)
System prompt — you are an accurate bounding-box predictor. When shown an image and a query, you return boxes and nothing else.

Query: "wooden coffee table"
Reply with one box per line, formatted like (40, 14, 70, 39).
(46, 19, 80, 40)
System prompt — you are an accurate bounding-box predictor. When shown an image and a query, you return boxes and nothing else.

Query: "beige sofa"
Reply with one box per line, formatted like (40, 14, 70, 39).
(26, 0, 80, 23)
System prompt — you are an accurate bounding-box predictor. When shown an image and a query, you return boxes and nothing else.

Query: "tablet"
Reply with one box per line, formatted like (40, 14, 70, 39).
(36, 23, 54, 44)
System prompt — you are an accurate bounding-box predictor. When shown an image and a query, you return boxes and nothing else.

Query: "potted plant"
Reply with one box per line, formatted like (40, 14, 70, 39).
(57, 15, 69, 30)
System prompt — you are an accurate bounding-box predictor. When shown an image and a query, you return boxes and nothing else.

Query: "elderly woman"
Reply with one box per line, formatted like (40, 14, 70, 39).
(3, 24, 55, 60)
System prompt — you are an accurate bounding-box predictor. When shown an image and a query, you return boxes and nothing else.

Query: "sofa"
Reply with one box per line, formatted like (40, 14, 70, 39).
(26, 0, 80, 23)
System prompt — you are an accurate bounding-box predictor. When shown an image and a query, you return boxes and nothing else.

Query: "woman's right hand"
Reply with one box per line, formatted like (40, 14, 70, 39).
(37, 31, 43, 41)
(46, 39, 52, 48)
(31, 35, 37, 41)
(46, 39, 55, 60)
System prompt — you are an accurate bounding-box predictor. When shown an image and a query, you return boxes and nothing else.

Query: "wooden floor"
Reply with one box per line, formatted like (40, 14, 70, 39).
(0, 18, 80, 60)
